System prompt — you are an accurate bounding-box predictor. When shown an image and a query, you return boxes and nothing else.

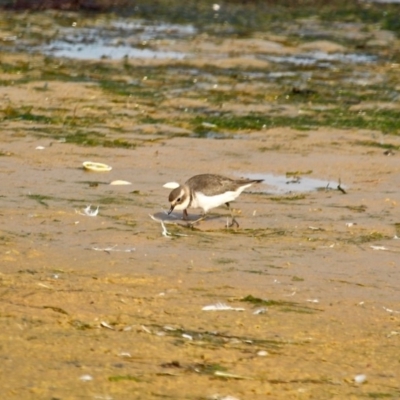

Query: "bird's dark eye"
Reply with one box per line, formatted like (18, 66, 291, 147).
(177, 197, 181, 203)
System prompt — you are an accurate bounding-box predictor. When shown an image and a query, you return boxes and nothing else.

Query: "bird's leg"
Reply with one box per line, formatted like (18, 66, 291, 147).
(188, 212, 207, 227)
(183, 209, 189, 220)
(225, 202, 239, 228)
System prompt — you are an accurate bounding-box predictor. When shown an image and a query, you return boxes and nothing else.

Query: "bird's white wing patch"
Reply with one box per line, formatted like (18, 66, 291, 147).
(163, 182, 180, 189)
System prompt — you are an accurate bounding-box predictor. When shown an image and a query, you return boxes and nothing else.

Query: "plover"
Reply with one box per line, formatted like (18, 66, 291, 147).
(167, 174, 263, 227)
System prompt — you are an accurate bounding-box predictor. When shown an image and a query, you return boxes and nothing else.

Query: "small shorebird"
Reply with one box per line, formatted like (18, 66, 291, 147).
(167, 174, 263, 227)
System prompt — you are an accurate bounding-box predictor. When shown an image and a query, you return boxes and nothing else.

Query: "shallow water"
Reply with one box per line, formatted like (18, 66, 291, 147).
(263, 51, 376, 67)
(244, 173, 339, 194)
(44, 39, 187, 59)
(40, 19, 194, 60)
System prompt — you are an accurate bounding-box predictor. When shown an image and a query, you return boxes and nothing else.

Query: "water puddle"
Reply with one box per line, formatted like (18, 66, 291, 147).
(43, 40, 186, 60)
(35, 16, 378, 66)
(262, 51, 376, 67)
(244, 173, 340, 194)
(40, 20, 195, 60)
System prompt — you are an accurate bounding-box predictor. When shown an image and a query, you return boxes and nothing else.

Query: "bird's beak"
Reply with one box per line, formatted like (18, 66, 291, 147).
(168, 205, 174, 215)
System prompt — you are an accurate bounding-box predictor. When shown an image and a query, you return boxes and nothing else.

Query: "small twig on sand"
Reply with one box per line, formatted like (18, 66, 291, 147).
(337, 178, 347, 194)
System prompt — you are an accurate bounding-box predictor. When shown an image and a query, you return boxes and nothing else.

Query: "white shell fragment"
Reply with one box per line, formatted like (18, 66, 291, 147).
(100, 321, 114, 330)
(210, 395, 240, 400)
(214, 371, 249, 380)
(141, 325, 152, 334)
(91, 245, 135, 253)
(163, 325, 177, 331)
(110, 180, 132, 185)
(370, 245, 388, 251)
(119, 352, 132, 357)
(257, 350, 269, 357)
(308, 226, 323, 231)
(163, 182, 180, 189)
(182, 334, 193, 340)
(202, 303, 245, 311)
(201, 122, 217, 129)
(123, 326, 133, 332)
(76, 205, 99, 217)
(383, 306, 400, 314)
(79, 374, 93, 381)
(84, 205, 99, 217)
(83, 161, 112, 172)
(354, 374, 367, 384)
(253, 308, 267, 315)
(35, 146, 45, 150)
(345, 222, 356, 227)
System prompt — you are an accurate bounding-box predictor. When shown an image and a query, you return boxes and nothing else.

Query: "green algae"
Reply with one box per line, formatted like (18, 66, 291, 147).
(241, 295, 320, 314)
(349, 231, 391, 244)
(108, 375, 142, 382)
(27, 194, 53, 207)
(191, 107, 400, 134)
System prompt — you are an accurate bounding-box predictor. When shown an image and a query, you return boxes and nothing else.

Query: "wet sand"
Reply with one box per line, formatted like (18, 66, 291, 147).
(2, 117, 400, 399)
(1, 9, 400, 400)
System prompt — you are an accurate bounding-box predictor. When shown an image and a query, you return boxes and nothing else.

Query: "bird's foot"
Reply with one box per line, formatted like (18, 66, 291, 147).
(187, 214, 206, 228)
(225, 217, 239, 229)
(225, 206, 240, 228)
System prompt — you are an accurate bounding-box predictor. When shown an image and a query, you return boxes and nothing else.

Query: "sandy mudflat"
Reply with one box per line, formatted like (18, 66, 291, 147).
(1, 8, 400, 400)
